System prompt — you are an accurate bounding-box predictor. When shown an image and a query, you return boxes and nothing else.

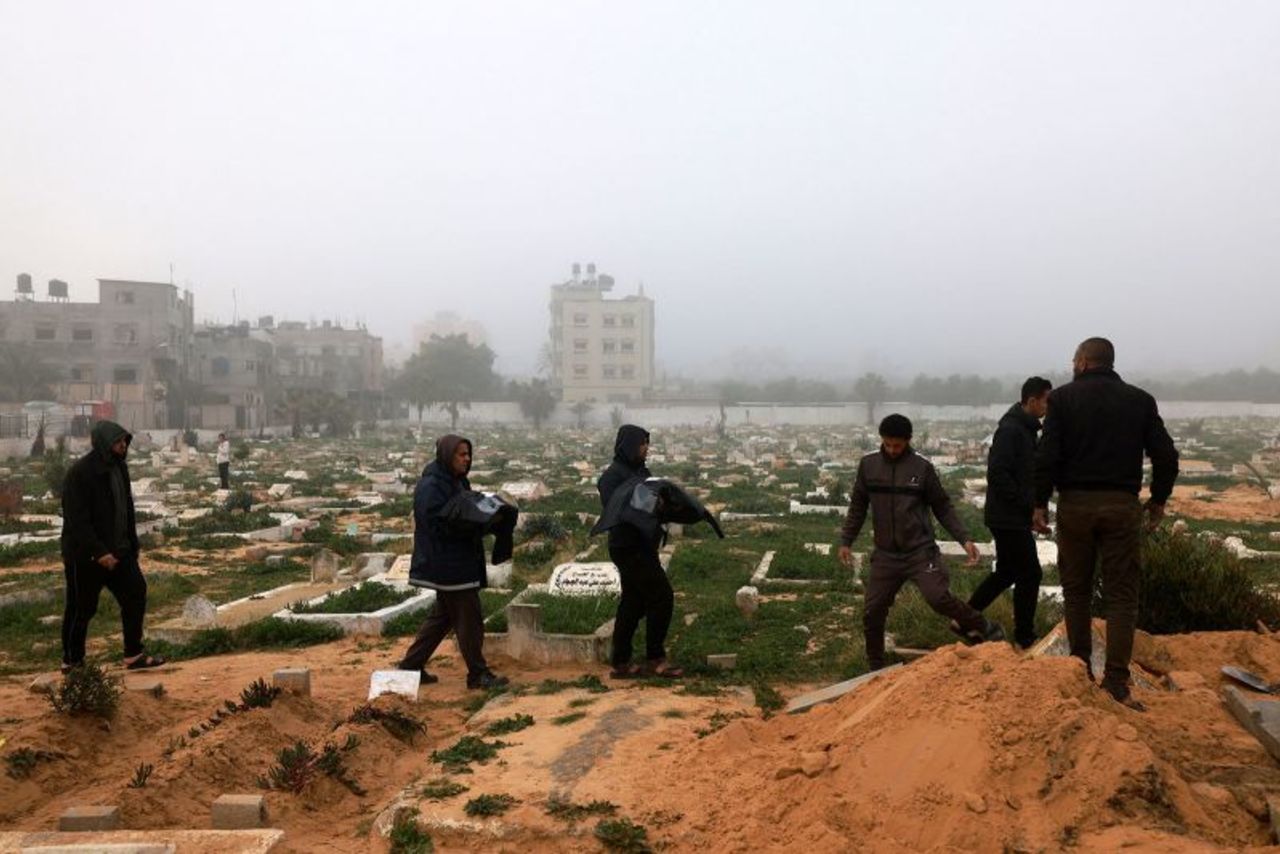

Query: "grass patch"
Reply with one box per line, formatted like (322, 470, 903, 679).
(551, 711, 588, 726)
(4, 747, 65, 779)
(429, 736, 508, 773)
(546, 796, 619, 823)
(595, 817, 651, 853)
(520, 591, 616, 634)
(464, 793, 519, 817)
(483, 713, 534, 736)
(292, 581, 414, 614)
(533, 674, 610, 695)
(389, 808, 434, 854)
(148, 617, 343, 662)
(421, 778, 469, 800)
(0, 539, 61, 566)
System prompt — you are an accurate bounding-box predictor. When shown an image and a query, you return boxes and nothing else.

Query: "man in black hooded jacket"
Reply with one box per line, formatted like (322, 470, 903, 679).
(967, 377, 1052, 649)
(398, 435, 507, 690)
(598, 425, 681, 678)
(60, 420, 165, 671)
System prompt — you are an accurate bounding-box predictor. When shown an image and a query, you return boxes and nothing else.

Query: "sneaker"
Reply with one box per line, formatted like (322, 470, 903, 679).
(466, 670, 509, 690)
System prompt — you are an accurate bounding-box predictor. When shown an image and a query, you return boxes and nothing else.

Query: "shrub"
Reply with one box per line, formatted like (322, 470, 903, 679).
(522, 514, 570, 542)
(463, 793, 519, 817)
(48, 664, 122, 718)
(421, 778, 469, 800)
(483, 713, 534, 736)
(240, 678, 282, 709)
(429, 736, 508, 772)
(261, 739, 364, 795)
(389, 808, 434, 854)
(595, 818, 651, 853)
(42, 450, 68, 499)
(348, 704, 426, 744)
(5, 747, 65, 779)
(1099, 532, 1280, 634)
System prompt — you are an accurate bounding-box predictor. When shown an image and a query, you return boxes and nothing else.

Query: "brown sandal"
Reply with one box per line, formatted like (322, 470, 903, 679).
(609, 664, 645, 680)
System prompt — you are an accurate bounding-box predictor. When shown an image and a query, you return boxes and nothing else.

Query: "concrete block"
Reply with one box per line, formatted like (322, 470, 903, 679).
(785, 665, 903, 714)
(707, 654, 737, 670)
(310, 549, 340, 583)
(124, 678, 164, 694)
(265, 555, 286, 568)
(211, 794, 268, 829)
(58, 805, 121, 831)
(29, 673, 60, 693)
(1223, 686, 1280, 762)
(23, 844, 174, 853)
(272, 668, 311, 696)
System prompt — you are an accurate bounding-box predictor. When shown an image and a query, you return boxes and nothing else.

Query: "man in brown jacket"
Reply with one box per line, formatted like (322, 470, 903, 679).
(1035, 337, 1178, 710)
(839, 414, 1005, 670)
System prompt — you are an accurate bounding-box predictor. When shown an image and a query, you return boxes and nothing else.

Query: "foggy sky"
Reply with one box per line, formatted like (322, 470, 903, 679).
(2, 2, 1278, 381)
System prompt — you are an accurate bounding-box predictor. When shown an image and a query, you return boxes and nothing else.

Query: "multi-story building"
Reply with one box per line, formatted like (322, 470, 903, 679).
(0, 277, 195, 430)
(190, 323, 275, 431)
(269, 318, 385, 412)
(548, 263, 655, 403)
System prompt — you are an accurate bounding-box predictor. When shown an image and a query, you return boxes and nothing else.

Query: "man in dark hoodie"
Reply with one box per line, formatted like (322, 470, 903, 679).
(398, 435, 508, 690)
(838, 414, 1004, 671)
(598, 424, 681, 679)
(966, 377, 1052, 649)
(60, 420, 165, 671)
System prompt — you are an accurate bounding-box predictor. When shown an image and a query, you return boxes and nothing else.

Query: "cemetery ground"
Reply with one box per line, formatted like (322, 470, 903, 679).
(0, 419, 1278, 851)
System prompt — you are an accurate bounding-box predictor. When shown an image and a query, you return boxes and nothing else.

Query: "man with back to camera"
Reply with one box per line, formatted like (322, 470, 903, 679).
(216, 432, 231, 489)
(966, 377, 1053, 650)
(839, 413, 1005, 671)
(1034, 337, 1178, 711)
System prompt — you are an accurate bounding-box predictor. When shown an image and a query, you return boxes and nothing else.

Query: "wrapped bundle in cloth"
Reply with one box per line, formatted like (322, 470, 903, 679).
(591, 477, 724, 546)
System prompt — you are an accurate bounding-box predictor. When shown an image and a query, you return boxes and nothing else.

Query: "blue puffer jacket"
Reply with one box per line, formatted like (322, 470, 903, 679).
(409, 436, 486, 591)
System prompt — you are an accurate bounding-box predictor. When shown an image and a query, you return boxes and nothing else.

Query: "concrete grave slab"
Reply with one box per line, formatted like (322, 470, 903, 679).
(1224, 686, 1280, 762)
(2, 830, 283, 853)
(58, 806, 120, 832)
(785, 665, 903, 714)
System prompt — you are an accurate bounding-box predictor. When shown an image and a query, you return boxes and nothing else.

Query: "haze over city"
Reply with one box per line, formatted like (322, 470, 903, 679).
(2, 1, 1278, 380)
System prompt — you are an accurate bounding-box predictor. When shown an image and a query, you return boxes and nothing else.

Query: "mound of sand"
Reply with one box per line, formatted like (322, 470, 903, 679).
(633, 632, 1280, 852)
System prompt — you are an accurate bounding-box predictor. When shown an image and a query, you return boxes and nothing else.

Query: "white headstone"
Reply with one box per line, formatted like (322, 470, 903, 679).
(311, 549, 341, 582)
(735, 585, 760, 618)
(182, 595, 218, 628)
(547, 562, 621, 597)
(267, 483, 294, 500)
(368, 669, 420, 702)
(500, 481, 549, 502)
(284, 470, 310, 481)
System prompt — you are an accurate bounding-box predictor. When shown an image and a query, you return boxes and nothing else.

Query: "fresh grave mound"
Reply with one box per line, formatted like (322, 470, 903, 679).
(637, 637, 1280, 853)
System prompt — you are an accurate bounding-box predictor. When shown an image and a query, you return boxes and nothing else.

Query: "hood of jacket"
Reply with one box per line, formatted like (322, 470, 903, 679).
(613, 424, 650, 469)
(90, 420, 131, 465)
(999, 403, 1042, 436)
(431, 434, 472, 478)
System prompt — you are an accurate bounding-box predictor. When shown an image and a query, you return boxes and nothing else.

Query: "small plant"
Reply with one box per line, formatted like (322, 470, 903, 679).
(162, 736, 187, 757)
(348, 704, 426, 744)
(240, 678, 282, 709)
(464, 793, 519, 817)
(483, 713, 534, 736)
(261, 739, 365, 796)
(149, 682, 166, 699)
(659, 709, 686, 719)
(127, 762, 154, 788)
(545, 796, 619, 823)
(695, 710, 750, 739)
(429, 736, 508, 773)
(389, 807, 434, 854)
(291, 581, 413, 615)
(551, 712, 587, 726)
(48, 663, 121, 718)
(4, 748, 65, 779)
(522, 514, 570, 542)
(224, 489, 254, 512)
(533, 674, 609, 696)
(421, 778, 469, 800)
(595, 817, 651, 853)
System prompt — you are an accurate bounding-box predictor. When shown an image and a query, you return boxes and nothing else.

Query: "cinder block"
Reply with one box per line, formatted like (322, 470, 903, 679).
(706, 653, 738, 670)
(272, 668, 311, 696)
(211, 793, 268, 829)
(58, 804, 121, 831)
(29, 673, 60, 693)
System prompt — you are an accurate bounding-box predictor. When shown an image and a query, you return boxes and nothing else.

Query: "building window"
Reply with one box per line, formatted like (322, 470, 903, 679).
(573, 338, 588, 354)
(602, 365, 617, 379)
(621, 315, 635, 328)
(621, 365, 636, 380)
(602, 339, 617, 354)
(245, 360, 257, 372)
(602, 314, 617, 327)
(211, 357, 231, 377)
(572, 313, 589, 326)
(113, 366, 138, 383)
(572, 364, 588, 378)
(115, 291, 135, 304)
(620, 339, 635, 354)
(35, 326, 56, 341)
(72, 327, 94, 342)
(113, 324, 138, 345)
(70, 365, 94, 382)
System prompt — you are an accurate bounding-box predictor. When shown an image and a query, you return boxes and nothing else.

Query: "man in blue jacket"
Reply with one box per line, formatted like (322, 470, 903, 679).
(967, 377, 1052, 649)
(398, 434, 507, 690)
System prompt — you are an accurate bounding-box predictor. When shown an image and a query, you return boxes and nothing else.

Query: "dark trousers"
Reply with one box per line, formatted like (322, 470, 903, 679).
(218, 462, 230, 489)
(61, 553, 148, 666)
(863, 547, 984, 669)
(969, 528, 1043, 648)
(1056, 490, 1142, 694)
(609, 546, 674, 667)
(398, 588, 488, 677)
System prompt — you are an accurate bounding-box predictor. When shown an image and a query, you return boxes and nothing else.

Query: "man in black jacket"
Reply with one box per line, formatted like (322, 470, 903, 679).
(60, 420, 165, 670)
(1035, 338, 1179, 710)
(967, 377, 1052, 649)
(838, 414, 1004, 671)
(399, 435, 507, 690)
(598, 424, 681, 679)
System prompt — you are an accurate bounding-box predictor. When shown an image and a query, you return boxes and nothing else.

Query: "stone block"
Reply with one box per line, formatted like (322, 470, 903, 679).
(1167, 670, 1207, 692)
(1223, 686, 1280, 762)
(58, 805, 121, 831)
(707, 653, 737, 670)
(181, 595, 218, 629)
(265, 555, 286, 568)
(29, 673, 60, 693)
(310, 549, 341, 583)
(266, 483, 293, 500)
(125, 677, 164, 694)
(273, 668, 311, 696)
(211, 794, 268, 829)
(486, 561, 513, 588)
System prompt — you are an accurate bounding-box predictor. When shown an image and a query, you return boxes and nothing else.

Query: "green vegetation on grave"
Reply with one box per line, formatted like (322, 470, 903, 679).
(180, 509, 278, 536)
(198, 558, 310, 605)
(768, 544, 842, 581)
(301, 521, 365, 556)
(886, 569, 1064, 649)
(520, 590, 616, 635)
(291, 581, 416, 614)
(0, 538, 61, 566)
(147, 617, 344, 662)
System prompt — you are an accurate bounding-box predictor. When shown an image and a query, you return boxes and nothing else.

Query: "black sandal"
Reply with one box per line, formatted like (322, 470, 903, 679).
(124, 654, 167, 670)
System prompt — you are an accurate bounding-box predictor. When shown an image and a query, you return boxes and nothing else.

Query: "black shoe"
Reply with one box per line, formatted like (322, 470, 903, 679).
(466, 670, 509, 690)
(978, 619, 1006, 643)
(1104, 683, 1146, 712)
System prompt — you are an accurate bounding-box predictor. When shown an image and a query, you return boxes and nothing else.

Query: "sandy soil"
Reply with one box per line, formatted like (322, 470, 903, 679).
(1168, 483, 1280, 524)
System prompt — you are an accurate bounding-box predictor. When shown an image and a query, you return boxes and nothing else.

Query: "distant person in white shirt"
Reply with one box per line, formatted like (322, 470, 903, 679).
(216, 433, 231, 489)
